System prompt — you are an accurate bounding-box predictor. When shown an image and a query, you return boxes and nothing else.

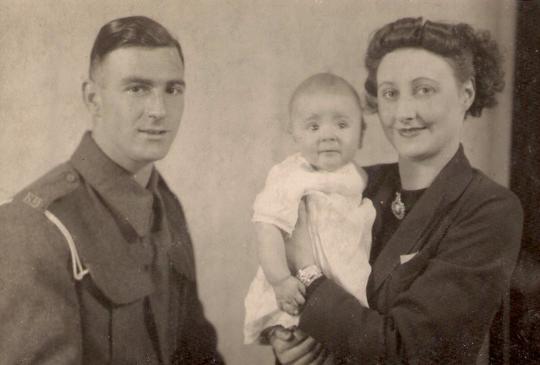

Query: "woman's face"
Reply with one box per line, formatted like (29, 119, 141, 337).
(376, 48, 474, 163)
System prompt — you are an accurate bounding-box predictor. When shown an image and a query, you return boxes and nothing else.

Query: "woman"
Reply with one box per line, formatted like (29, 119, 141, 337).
(270, 17, 523, 364)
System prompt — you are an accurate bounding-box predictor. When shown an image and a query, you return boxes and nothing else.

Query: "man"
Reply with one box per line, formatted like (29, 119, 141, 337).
(0, 16, 223, 364)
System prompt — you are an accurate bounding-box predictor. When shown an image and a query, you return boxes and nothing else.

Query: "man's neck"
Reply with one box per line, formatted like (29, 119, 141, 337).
(133, 164, 153, 188)
(90, 132, 153, 188)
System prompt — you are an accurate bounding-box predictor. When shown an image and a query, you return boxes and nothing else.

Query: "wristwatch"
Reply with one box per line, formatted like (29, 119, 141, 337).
(295, 265, 323, 287)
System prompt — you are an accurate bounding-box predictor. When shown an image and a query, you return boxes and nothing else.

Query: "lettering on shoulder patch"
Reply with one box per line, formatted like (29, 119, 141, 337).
(23, 192, 43, 209)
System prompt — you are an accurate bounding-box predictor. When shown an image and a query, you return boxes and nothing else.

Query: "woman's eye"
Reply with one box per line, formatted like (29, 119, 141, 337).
(415, 86, 436, 96)
(381, 89, 397, 100)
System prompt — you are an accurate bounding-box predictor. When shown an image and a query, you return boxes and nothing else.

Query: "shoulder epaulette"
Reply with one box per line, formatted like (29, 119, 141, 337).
(11, 162, 88, 281)
(14, 162, 80, 211)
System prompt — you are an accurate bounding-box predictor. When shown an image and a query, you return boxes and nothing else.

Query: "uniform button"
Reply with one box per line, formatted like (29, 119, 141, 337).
(66, 172, 77, 183)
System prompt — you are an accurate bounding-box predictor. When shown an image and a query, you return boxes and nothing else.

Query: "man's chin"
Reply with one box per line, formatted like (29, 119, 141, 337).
(132, 150, 170, 166)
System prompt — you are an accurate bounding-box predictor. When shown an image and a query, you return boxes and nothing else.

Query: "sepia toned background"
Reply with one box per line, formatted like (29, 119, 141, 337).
(0, 0, 516, 363)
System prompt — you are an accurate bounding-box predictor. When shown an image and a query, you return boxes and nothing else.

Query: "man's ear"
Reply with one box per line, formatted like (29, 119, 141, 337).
(82, 80, 102, 119)
(462, 78, 476, 112)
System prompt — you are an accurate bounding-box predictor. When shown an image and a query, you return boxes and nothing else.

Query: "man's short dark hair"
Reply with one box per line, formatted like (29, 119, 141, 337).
(89, 16, 184, 79)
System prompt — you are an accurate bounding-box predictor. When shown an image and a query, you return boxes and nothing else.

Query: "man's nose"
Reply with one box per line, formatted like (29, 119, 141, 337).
(147, 91, 167, 119)
(395, 96, 416, 123)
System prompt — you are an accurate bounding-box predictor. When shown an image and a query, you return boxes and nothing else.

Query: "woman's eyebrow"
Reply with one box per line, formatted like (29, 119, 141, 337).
(412, 77, 438, 84)
(377, 81, 395, 88)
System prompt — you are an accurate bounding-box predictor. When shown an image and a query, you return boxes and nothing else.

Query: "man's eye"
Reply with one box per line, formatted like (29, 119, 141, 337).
(168, 86, 185, 95)
(127, 85, 149, 95)
(308, 123, 319, 131)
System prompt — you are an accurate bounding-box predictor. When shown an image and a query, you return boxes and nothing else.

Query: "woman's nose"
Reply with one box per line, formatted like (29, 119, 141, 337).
(395, 96, 416, 123)
(147, 91, 167, 119)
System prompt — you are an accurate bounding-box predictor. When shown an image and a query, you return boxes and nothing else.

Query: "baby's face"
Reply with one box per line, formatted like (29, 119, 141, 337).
(290, 89, 362, 172)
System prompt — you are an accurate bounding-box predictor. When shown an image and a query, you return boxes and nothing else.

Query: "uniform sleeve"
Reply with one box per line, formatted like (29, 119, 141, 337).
(174, 280, 225, 365)
(298, 190, 523, 364)
(252, 160, 306, 235)
(171, 202, 224, 365)
(0, 204, 82, 364)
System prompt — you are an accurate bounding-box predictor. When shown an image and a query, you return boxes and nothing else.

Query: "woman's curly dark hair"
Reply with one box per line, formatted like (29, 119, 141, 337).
(364, 17, 505, 117)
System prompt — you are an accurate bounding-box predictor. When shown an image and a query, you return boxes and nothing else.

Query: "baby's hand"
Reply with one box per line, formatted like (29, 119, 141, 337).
(273, 276, 306, 316)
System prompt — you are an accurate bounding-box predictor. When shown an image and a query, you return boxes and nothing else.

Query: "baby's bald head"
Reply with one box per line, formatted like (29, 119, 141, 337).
(288, 73, 365, 172)
(289, 73, 363, 118)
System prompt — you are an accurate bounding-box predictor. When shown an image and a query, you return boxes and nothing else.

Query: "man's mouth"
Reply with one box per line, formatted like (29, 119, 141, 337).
(138, 129, 168, 136)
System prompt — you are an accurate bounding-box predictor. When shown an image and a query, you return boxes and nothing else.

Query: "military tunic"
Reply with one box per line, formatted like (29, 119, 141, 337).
(0, 133, 223, 364)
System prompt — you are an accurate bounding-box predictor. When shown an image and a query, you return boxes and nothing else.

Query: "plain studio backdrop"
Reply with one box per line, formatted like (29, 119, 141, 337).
(0, 1, 515, 363)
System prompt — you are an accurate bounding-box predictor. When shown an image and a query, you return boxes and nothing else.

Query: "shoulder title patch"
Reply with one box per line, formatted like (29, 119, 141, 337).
(22, 192, 43, 209)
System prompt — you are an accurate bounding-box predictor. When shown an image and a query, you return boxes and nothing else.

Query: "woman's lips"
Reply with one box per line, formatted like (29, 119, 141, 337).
(397, 127, 426, 138)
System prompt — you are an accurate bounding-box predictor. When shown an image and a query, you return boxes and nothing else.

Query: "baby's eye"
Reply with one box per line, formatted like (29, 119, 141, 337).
(308, 123, 319, 131)
(337, 120, 349, 129)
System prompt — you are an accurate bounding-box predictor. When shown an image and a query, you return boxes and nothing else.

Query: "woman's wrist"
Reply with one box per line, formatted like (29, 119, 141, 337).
(295, 265, 323, 287)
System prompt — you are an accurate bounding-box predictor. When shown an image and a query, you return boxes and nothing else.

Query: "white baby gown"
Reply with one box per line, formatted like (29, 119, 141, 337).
(244, 153, 376, 344)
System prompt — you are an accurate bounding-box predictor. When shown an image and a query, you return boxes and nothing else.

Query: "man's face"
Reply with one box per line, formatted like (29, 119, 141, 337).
(88, 46, 185, 172)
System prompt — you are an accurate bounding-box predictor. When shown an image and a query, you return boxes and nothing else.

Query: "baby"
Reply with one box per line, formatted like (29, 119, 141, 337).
(244, 73, 376, 344)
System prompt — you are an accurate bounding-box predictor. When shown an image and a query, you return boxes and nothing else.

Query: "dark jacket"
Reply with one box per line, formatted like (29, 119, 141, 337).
(0, 134, 223, 365)
(299, 147, 523, 364)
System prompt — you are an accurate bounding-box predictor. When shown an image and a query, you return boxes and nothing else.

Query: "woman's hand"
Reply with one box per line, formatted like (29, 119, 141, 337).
(285, 200, 315, 273)
(270, 326, 330, 365)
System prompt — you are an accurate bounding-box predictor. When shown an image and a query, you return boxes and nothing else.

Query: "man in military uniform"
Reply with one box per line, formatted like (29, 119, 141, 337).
(0, 16, 223, 364)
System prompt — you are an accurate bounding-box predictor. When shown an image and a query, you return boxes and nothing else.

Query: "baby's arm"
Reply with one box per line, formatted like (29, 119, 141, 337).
(255, 222, 306, 315)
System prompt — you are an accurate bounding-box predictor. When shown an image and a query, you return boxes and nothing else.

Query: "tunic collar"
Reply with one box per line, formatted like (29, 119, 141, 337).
(70, 132, 156, 237)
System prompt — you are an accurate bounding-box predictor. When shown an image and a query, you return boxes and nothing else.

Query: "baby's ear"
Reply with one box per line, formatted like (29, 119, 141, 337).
(358, 115, 367, 148)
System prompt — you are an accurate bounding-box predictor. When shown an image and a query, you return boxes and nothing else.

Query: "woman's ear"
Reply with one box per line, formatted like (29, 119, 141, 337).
(462, 78, 476, 112)
(82, 80, 102, 119)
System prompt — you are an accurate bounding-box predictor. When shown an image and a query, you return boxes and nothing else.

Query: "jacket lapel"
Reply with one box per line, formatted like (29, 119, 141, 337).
(369, 146, 475, 293)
